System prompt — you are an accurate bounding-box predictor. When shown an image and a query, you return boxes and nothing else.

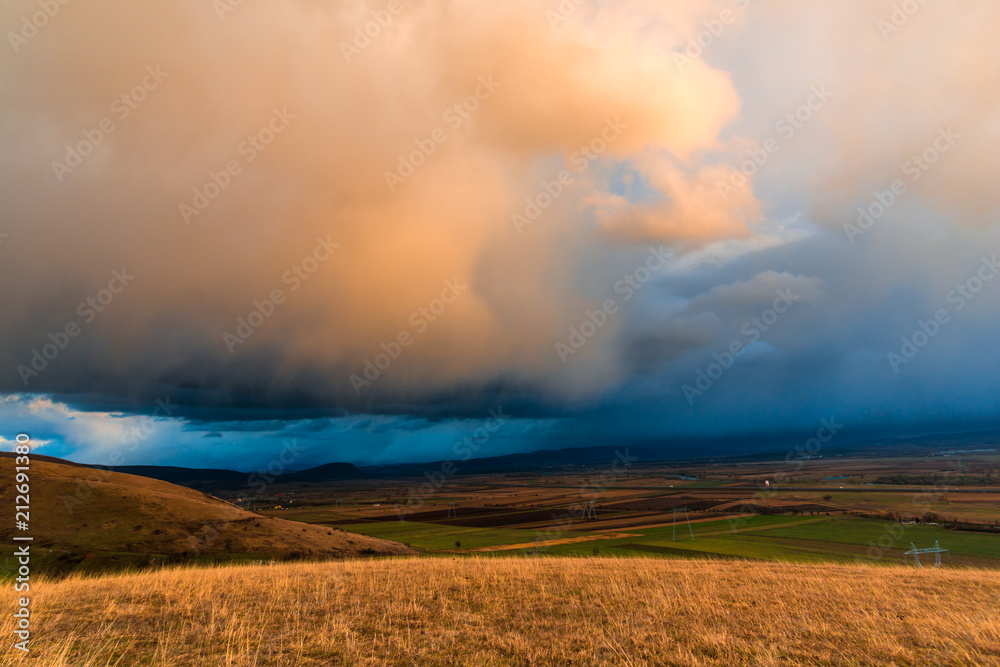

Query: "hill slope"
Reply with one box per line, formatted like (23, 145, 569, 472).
(8, 557, 999, 665)
(0, 454, 413, 572)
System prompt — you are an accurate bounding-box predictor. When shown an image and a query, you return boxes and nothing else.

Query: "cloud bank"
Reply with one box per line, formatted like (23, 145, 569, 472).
(2, 0, 999, 465)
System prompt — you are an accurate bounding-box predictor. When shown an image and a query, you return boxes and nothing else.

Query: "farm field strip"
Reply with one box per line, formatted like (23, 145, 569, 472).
(249, 457, 1000, 569)
(337, 521, 594, 551)
(692, 517, 829, 539)
(515, 513, 749, 533)
(472, 533, 643, 552)
(321, 511, 1000, 568)
(752, 516, 1000, 558)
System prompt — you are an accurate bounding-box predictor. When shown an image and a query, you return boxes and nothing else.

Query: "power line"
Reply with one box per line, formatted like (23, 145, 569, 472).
(904, 541, 950, 567)
(673, 507, 694, 542)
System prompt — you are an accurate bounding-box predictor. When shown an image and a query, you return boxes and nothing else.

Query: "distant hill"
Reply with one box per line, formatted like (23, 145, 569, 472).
(96, 447, 662, 495)
(71, 427, 1000, 497)
(111, 461, 370, 492)
(366, 446, 665, 476)
(108, 465, 252, 490)
(0, 453, 413, 574)
(287, 462, 370, 483)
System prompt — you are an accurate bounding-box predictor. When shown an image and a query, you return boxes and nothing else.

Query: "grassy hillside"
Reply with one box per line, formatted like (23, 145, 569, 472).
(0, 454, 413, 574)
(7, 557, 999, 665)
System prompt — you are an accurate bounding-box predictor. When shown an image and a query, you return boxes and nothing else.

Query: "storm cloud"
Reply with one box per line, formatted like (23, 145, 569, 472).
(2, 0, 999, 466)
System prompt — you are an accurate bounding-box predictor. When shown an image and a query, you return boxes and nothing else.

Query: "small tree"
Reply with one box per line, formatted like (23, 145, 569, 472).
(455, 541, 461, 549)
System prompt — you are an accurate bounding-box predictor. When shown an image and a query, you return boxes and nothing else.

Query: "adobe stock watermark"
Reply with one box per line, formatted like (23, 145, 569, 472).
(545, 0, 586, 29)
(51, 65, 169, 182)
(7, 0, 71, 53)
(717, 85, 833, 201)
(394, 407, 510, 521)
(16, 268, 135, 386)
(844, 126, 959, 244)
(11, 432, 32, 653)
(534, 449, 639, 550)
(877, 0, 930, 40)
(855, 453, 966, 565)
(888, 254, 998, 373)
(180, 107, 295, 224)
(556, 246, 672, 363)
(512, 117, 628, 234)
(223, 236, 340, 353)
(350, 278, 468, 393)
(61, 397, 177, 513)
(673, 0, 751, 73)
(340, 0, 406, 62)
(384, 76, 501, 192)
(213, 0, 248, 21)
(188, 439, 306, 555)
(683, 287, 800, 405)
(729, 418, 843, 532)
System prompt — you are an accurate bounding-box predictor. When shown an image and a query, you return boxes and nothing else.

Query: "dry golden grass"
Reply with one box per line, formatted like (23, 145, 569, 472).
(5, 557, 1000, 666)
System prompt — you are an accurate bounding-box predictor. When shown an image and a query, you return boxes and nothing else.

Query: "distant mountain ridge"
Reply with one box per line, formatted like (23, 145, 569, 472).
(73, 426, 1000, 494)
(89, 447, 659, 492)
(365, 446, 662, 476)
(112, 461, 368, 491)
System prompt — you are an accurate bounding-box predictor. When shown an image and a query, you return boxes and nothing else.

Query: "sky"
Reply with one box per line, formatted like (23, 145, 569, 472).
(2, 0, 999, 470)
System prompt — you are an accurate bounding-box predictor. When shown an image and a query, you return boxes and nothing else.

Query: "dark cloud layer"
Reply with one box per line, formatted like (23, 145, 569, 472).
(2, 1, 1000, 466)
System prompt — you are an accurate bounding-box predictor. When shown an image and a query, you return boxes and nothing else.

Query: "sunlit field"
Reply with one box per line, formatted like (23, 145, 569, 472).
(7, 556, 1000, 666)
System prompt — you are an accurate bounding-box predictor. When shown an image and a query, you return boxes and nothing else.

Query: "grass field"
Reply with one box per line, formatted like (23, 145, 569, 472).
(335, 520, 593, 551)
(4, 453, 998, 664)
(245, 451, 1000, 574)
(9, 556, 999, 666)
(13, 451, 998, 578)
(329, 513, 1000, 567)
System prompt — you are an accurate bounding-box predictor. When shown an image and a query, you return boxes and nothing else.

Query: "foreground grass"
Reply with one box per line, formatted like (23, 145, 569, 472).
(4, 557, 1000, 666)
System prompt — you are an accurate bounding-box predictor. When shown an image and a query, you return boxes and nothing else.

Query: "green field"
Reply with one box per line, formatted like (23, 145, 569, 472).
(337, 520, 592, 550)
(335, 514, 1000, 566)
